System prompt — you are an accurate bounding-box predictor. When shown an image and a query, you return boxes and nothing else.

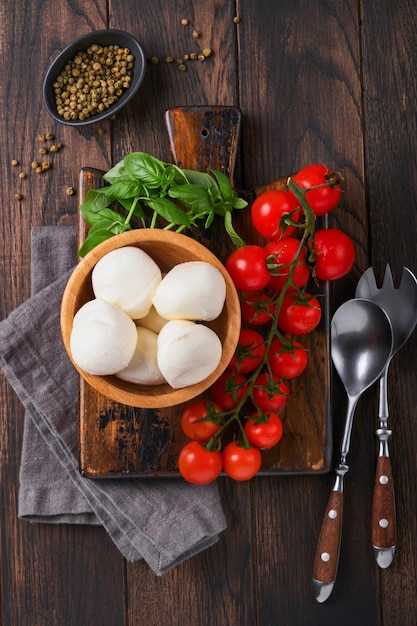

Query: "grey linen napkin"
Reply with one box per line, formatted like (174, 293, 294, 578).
(0, 226, 226, 575)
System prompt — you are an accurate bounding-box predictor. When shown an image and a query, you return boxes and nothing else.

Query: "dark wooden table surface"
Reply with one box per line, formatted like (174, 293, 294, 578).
(2, 1, 417, 625)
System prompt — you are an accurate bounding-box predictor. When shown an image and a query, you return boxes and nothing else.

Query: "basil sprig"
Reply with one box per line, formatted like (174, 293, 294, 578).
(78, 152, 247, 257)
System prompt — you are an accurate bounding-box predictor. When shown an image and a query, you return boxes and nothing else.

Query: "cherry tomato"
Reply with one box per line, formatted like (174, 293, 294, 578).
(180, 399, 223, 443)
(268, 338, 308, 379)
(210, 369, 248, 410)
(278, 291, 321, 335)
(225, 245, 270, 292)
(290, 164, 341, 216)
(240, 292, 275, 326)
(265, 238, 310, 291)
(312, 228, 355, 281)
(222, 442, 262, 481)
(229, 328, 266, 374)
(244, 412, 283, 449)
(251, 190, 301, 240)
(178, 441, 222, 485)
(252, 373, 290, 412)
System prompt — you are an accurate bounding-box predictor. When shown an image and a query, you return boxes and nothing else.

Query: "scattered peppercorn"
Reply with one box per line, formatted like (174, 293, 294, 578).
(52, 44, 135, 121)
(178, 63, 187, 72)
(15, 193, 23, 201)
(192, 30, 200, 39)
(165, 56, 174, 63)
(98, 128, 105, 135)
(35, 166, 43, 174)
(11, 159, 19, 166)
(202, 48, 212, 58)
(18, 172, 27, 180)
(41, 162, 51, 171)
(190, 52, 198, 60)
(56, 143, 64, 150)
(50, 144, 59, 152)
(39, 147, 48, 155)
(233, 16, 241, 23)
(198, 53, 206, 61)
(38, 134, 46, 142)
(150, 56, 159, 64)
(181, 18, 189, 25)
(66, 187, 75, 196)
(31, 160, 39, 169)
(45, 133, 55, 140)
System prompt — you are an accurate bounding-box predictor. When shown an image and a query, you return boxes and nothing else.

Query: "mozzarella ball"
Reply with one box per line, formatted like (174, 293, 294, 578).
(157, 320, 222, 388)
(70, 299, 137, 375)
(115, 327, 165, 385)
(92, 246, 162, 319)
(153, 261, 226, 321)
(135, 305, 168, 334)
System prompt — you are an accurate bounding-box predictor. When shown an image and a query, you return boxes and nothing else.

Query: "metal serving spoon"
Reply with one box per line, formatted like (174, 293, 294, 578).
(313, 298, 393, 603)
(355, 265, 417, 568)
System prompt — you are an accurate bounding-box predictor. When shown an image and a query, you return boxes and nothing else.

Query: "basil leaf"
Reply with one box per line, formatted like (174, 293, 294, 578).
(118, 197, 145, 221)
(224, 210, 246, 247)
(205, 210, 215, 229)
(168, 184, 211, 213)
(80, 188, 116, 219)
(103, 158, 128, 183)
(147, 197, 191, 226)
(78, 220, 130, 257)
(233, 197, 248, 209)
(107, 178, 142, 199)
(182, 169, 213, 188)
(123, 152, 165, 188)
(209, 169, 234, 202)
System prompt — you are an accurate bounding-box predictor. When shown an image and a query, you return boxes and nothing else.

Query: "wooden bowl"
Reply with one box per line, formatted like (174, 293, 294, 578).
(60, 229, 241, 408)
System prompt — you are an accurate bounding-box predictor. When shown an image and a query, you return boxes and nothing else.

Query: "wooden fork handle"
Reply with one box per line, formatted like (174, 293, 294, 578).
(372, 454, 396, 568)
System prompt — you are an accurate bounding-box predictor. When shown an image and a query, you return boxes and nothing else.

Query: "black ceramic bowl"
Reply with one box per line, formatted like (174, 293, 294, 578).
(43, 29, 146, 126)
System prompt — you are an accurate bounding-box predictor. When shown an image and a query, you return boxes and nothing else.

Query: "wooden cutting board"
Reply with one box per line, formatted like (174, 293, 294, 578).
(78, 105, 331, 478)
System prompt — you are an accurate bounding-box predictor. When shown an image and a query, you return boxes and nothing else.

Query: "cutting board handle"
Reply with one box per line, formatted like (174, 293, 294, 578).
(164, 106, 241, 182)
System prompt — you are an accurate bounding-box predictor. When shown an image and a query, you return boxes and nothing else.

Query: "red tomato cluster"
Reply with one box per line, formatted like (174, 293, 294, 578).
(178, 164, 355, 485)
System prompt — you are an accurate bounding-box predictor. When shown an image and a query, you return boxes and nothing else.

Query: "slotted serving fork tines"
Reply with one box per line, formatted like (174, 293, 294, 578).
(355, 264, 417, 568)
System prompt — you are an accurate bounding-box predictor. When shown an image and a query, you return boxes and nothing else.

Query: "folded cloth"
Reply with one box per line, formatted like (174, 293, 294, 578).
(0, 226, 226, 575)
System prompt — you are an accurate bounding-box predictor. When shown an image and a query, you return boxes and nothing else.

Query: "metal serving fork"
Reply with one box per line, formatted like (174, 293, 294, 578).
(355, 264, 417, 568)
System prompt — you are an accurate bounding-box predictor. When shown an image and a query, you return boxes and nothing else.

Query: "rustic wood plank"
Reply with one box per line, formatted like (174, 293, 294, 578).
(0, 2, 126, 625)
(361, 0, 417, 624)
(237, 0, 379, 623)
(106, 2, 257, 625)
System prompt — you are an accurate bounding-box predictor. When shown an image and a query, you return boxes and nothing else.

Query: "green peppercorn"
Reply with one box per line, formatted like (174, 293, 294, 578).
(52, 44, 135, 121)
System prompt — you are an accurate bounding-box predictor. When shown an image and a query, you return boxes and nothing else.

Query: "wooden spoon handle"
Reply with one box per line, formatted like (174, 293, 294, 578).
(313, 488, 343, 603)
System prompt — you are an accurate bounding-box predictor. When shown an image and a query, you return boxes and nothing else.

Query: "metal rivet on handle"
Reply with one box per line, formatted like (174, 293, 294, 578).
(321, 552, 331, 562)
(379, 519, 389, 528)
(328, 509, 338, 519)
(379, 475, 389, 484)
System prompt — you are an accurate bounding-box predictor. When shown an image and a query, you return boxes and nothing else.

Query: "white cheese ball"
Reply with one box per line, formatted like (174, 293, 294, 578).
(70, 299, 137, 375)
(153, 261, 226, 321)
(157, 320, 222, 389)
(135, 305, 168, 334)
(116, 327, 165, 385)
(92, 246, 162, 319)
